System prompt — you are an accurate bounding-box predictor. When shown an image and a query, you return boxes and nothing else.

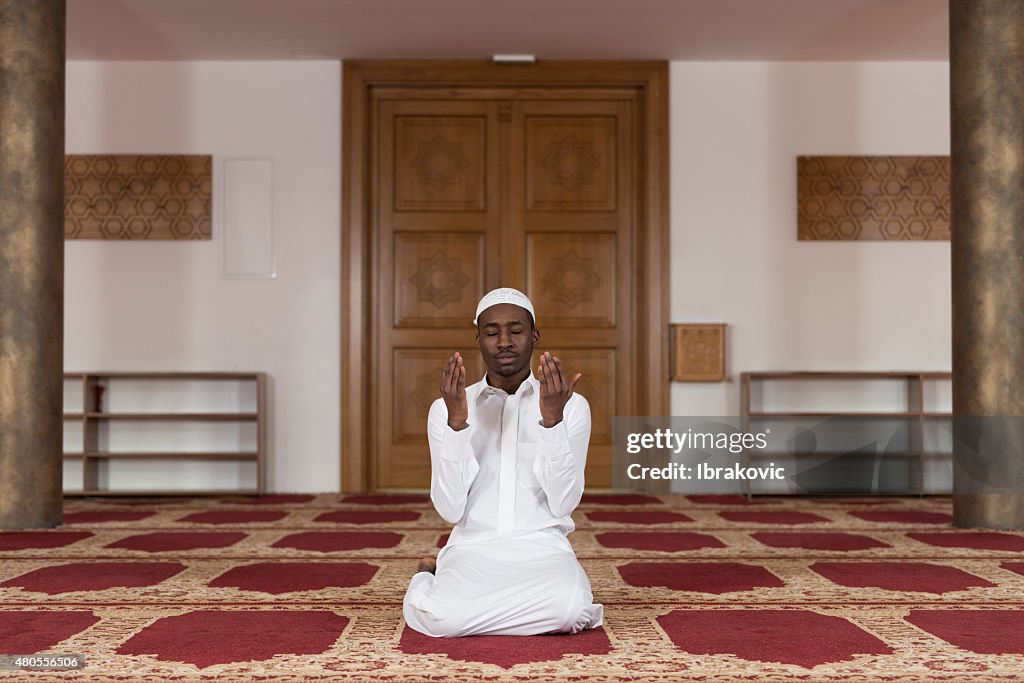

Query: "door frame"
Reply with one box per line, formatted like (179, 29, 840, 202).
(341, 60, 670, 492)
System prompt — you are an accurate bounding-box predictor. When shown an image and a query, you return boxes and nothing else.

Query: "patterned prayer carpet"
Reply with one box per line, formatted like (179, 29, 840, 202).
(1, 493, 1023, 681)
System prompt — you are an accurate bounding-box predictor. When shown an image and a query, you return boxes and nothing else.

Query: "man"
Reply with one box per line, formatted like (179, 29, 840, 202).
(403, 287, 604, 638)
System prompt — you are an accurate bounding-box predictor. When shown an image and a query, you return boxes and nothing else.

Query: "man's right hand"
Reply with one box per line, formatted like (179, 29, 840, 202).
(441, 351, 469, 431)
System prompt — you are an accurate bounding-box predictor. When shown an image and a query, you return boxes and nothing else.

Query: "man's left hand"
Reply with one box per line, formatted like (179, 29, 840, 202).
(537, 351, 582, 428)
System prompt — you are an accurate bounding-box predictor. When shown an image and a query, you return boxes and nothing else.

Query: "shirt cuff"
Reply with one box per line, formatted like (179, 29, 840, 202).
(439, 422, 473, 461)
(536, 418, 571, 456)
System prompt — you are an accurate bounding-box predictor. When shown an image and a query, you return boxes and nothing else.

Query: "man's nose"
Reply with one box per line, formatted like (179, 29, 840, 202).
(497, 331, 513, 347)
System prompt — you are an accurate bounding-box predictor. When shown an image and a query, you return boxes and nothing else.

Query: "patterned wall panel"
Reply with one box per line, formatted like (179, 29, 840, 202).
(394, 116, 486, 211)
(64, 155, 212, 240)
(798, 156, 950, 241)
(526, 232, 616, 327)
(526, 116, 617, 211)
(394, 232, 485, 327)
(393, 349, 484, 443)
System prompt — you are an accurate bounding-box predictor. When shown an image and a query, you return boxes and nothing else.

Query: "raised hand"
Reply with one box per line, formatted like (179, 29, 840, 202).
(537, 351, 582, 428)
(441, 351, 469, 431)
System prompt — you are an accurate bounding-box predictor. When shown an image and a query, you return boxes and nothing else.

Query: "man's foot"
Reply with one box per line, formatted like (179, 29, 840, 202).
(417, 556, 437, 574)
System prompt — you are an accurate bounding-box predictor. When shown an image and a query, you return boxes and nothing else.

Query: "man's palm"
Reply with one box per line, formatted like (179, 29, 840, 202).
(537, 352, 582, 428)
(441, 352, 469, 430)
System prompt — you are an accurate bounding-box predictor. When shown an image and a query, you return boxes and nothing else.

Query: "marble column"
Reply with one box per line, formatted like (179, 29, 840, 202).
(0, 0, 66, 529)
(950, 0, 1024, 529)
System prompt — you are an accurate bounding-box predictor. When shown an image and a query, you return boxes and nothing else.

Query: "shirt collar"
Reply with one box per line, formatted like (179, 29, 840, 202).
(478, 371, 538, 398)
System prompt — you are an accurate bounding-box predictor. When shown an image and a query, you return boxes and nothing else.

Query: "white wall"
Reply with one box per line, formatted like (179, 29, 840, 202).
(668, 61, 951, 492)
(65, 61, 341, 493)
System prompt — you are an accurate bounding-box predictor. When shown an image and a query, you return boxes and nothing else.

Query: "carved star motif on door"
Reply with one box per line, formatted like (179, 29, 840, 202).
(413, 135, 468, 192)
(543, 136, 599, 190)
(542, 251, 601, 308)
(410, 252, 469, 308)
(409, 372, 441, 417)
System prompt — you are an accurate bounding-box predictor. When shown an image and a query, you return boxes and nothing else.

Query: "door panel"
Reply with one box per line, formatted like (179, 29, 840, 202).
(393, 348, 486, 444)
(393, 232, 485, 328)
(393, 116, 487, 212)
(553, 348, 617, 444)
(526, 115, 618, 211)
(525, 232, 617, 327)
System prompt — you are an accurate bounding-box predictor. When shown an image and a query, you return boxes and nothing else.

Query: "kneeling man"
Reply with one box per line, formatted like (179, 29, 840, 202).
(403, 287, 604, 637)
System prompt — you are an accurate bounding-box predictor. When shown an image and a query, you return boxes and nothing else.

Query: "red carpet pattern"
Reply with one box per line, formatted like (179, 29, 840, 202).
(1, 494, 1023, 681)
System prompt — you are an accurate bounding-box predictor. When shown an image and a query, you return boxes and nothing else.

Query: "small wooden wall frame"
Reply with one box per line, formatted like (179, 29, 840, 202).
(671, 323, 727, 382)
(65, 154, 213, 240)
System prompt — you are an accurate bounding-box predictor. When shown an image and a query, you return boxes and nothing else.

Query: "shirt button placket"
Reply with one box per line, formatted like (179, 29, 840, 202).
(496, 393, 519, 534)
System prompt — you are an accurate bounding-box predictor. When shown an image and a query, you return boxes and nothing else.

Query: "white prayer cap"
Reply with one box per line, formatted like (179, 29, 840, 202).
(474, 287, 536, 326)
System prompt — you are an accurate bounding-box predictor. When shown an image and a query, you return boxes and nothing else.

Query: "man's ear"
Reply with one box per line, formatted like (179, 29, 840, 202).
(475, 329, 481, 349)
(532, 327, 540, 344)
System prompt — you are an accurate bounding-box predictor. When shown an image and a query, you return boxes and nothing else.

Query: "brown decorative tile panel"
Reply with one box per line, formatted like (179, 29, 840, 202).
(797, 156, 950, 241)
(65, 155, 212, 240)
(671, 323, 726, 382)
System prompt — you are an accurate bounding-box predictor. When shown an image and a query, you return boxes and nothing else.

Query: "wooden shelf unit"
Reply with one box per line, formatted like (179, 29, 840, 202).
(740, 371, 952, 496)
(63, 372, 266, 496)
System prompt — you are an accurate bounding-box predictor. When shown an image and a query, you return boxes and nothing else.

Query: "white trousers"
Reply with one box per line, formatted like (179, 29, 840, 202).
(403, 531, 604, 637)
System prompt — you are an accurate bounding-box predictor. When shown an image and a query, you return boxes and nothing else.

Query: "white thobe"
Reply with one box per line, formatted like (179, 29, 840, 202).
(403, 372, 604, 637)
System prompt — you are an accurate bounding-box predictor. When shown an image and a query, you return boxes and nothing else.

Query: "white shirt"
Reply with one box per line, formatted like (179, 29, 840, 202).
(427, 371, 592, 545)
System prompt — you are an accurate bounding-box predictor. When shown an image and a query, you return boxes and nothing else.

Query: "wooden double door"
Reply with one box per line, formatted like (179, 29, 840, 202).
(344, 62, 668, 491)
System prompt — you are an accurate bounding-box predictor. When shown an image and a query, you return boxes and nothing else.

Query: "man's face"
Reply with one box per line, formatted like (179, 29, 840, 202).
(475, 303, 539, 377)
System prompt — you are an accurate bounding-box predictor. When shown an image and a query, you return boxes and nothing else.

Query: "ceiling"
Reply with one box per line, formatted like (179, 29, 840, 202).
(67, 0, 948, 61)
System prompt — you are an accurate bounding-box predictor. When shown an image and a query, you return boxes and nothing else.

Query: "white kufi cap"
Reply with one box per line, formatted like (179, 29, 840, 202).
(474, 287, 536, 326)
